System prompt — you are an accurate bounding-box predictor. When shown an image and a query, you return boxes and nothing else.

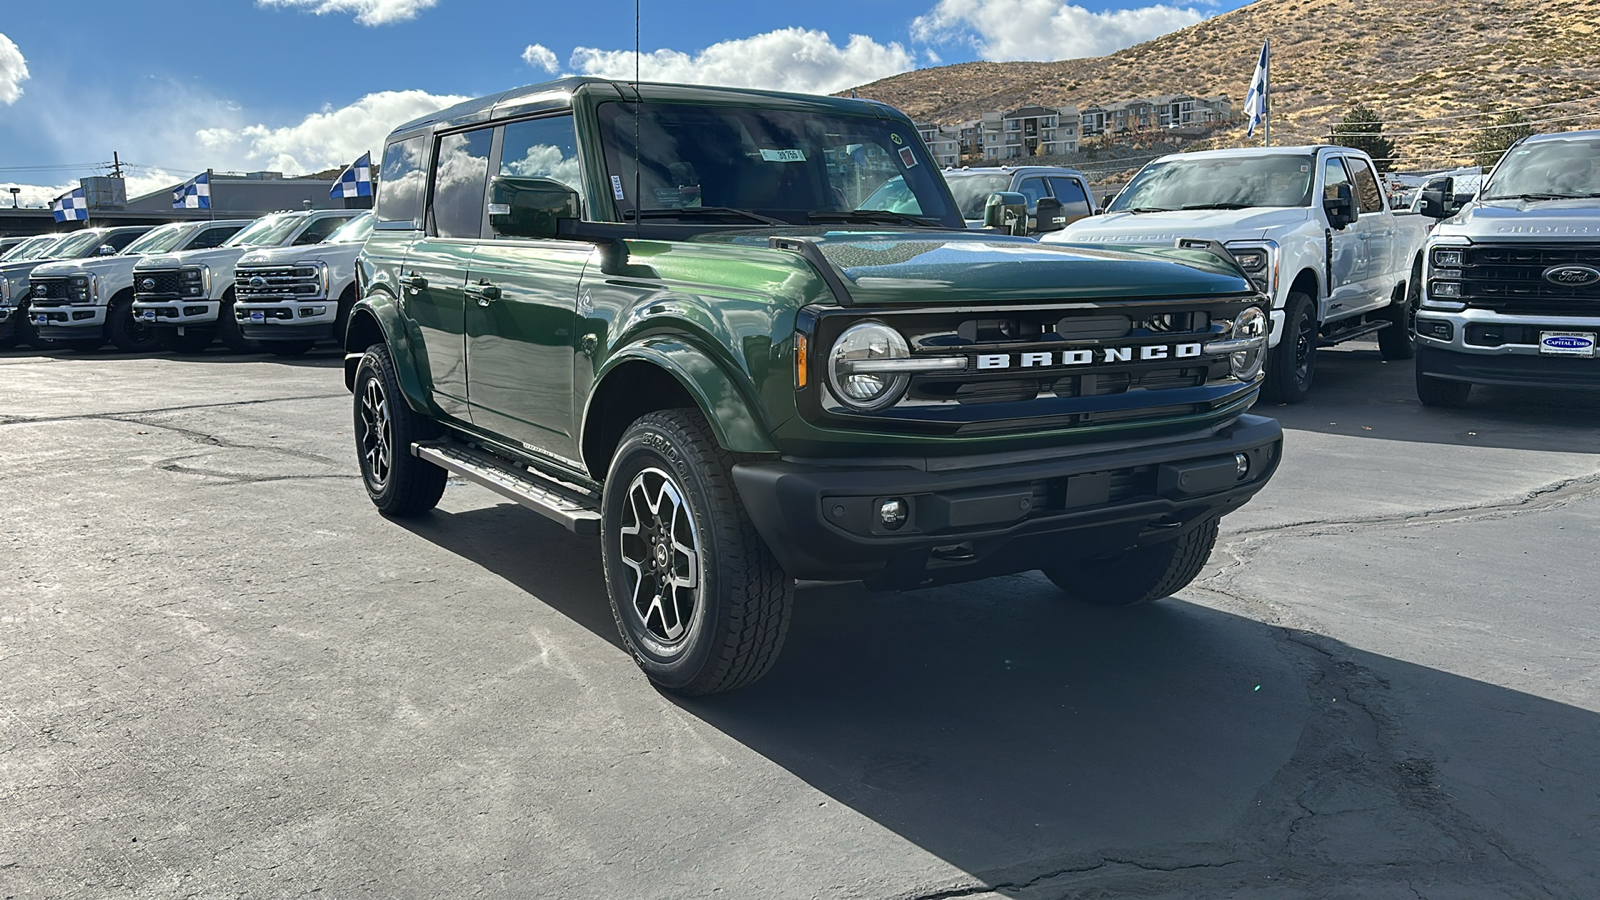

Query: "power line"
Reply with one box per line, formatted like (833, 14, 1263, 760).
(1378, 98, 1590, 126)
(1331, 108, 1600, 138)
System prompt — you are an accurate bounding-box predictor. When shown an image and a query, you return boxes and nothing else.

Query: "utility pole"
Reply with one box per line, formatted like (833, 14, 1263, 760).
(112, 151, 124, 179)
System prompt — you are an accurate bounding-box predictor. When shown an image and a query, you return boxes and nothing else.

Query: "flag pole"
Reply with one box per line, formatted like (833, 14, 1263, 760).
(1263, 46, 1270, 148)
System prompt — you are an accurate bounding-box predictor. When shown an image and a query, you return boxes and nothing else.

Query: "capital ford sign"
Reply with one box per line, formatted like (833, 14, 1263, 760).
(1543, 265, 1600, 287)
(978, 342, 1204, 370)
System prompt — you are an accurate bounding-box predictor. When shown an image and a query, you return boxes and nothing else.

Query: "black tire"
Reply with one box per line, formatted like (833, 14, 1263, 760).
(1044, 516, 1220, 607)
(107, 296, 160, 352)
(266, 340, 316, 358)
(1261, 291, 1317, 404)
(353, 343, 447, 516)
(17, 303, 53, 350)
(217, 296, 257, 353)
(158, 328, 215, 354)
(334, 285, 357, 345)
(1416, 360, 1472, 407)
(601, 409, 793, 696)
(1378, 263, 1421, 361)
(0, 324, 18, 350)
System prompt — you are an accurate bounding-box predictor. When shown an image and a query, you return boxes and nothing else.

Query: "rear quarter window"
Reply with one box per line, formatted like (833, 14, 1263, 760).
(375, 135, 429, 226)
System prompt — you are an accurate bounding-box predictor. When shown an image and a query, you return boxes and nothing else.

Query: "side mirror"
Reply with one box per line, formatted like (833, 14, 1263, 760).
(96, 244, 118, 256)
(1032, 197, 1067, 234)
(489, 175, 580, 240)
(982, 191, 1028, 236)
(1323, 182, 1357, 229)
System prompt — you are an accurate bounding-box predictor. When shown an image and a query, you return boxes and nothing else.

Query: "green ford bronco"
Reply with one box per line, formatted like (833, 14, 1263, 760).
(346, 78, 1282, 695)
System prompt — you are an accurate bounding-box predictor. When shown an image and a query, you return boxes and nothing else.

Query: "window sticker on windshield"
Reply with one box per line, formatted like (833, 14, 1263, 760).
(611, 175, 626, 200)
(759, 149, 806, 163)
(898, 146, 917, 168)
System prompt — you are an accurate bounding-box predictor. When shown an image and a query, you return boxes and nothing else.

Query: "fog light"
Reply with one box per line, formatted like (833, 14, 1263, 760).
(878, 498, 909, 531)
(1235, 453, 1250, 481)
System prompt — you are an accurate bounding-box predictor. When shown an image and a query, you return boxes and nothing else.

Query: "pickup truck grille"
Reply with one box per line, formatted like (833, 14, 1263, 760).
(134, 270, 183, 298)
(802, 301, 1256, 437)
(29, 277, 73, 304)
(235, 264, 322, 300)
(1459, 243, 1600, 316)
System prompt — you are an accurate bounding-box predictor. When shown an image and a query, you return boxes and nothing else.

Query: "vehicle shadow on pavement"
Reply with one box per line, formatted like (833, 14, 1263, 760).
(394, 501, 1600, 896)
(1268, 344, 1600, 454)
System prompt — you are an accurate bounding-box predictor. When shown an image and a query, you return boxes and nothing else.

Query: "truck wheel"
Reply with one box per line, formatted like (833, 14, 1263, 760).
(158, 328, 215, 354)
(0, 325, 18, 350)
(18, 304, 53, 350)
(602, 409, 793, 696)
(1261, 292, 1316, 404)
(1044, 515, 1220, 607)
(107, 297, 159, 352)
(218, 298, 258, 353)
(1378, 265, 1421, 361)
(267, 340, 316, 358)
(1416, 363, 1472, 407)
(352, 343, 447, 516)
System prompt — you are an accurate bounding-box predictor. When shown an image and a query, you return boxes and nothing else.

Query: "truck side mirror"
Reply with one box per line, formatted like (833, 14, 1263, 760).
(489, 175, 581, 240)
(97, 244, 119, 256)
(1032, 197, 1067, 234)
(982, 191, 1028, 235)
(1323, 183, 1357, 230)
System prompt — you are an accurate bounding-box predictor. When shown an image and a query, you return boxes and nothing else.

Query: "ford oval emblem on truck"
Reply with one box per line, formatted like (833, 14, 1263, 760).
(139, 278, 156, 291)
(1543, 265, 1600, 286)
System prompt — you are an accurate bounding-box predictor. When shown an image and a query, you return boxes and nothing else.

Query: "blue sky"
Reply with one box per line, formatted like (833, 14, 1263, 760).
(0, 0, 1249, 204)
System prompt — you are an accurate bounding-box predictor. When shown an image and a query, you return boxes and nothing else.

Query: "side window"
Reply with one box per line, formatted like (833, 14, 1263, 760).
(499, 116, 582, 191)
(1347, 158, 1385, 214)
(1322, 157, 1352, 202)
(188, 226, 240, 250)
(104, 232, 142, 252)
(375, 135, 428, 226)
(294, 215, 356, 246)
(1017, 177, 1049, 211)
(430, 127, 493, 240)
(1047, 176, 1093, 220)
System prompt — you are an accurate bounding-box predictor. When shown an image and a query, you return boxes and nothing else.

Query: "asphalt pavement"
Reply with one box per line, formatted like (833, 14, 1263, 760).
(2, 343, 1596, 899)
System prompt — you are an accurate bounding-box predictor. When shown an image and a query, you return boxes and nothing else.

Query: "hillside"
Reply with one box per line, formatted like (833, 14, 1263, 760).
(847, 0, 1600, 168)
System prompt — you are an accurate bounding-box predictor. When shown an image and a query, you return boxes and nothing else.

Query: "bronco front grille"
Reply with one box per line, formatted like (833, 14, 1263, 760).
(135, 270, 183, 297)
(1459, 243, 1600, 316)
(235, 265, 322, 300)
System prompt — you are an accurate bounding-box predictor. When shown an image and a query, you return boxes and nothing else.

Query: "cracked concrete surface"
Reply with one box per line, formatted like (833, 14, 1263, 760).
(1, 345, 1597, 899)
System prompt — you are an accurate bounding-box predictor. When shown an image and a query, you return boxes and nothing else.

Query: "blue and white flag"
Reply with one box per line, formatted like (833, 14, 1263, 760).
(172, 172, 211, 209)
(51, 187, 88, 222)
(1244, 40, 1270, 138)
(329, 152, 373, 199)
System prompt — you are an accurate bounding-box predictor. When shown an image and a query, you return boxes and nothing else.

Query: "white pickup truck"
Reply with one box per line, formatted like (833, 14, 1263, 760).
(1045, 146, 1432, 402)
(231, 211, 372, 356)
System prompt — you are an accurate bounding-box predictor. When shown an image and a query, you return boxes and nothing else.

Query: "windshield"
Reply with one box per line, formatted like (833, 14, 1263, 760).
(3, 235, 59, 262)
(123, 223, 192, 256)
(1481, 138, 1600, 199)
(324, 212, 374, 244)
(49, 230, 109, 259)
(224, 214, 304, 248)
(596, 101, 963, 227)
(943, 173, 1014, 219)
(1109, 154, 1315, 212)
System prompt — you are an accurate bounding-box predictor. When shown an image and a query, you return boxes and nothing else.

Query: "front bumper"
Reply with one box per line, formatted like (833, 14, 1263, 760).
(30, 303, 106, 338)
(233, 299, 338, 341)
(1416, 309, 1600, 390)
(132, 298, 221, 328)
(732, 414, 1283, 587)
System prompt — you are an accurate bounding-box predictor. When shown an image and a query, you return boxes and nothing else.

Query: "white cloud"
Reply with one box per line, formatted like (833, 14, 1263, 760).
(195, 89, 469, 175)
(911, 0, 1206, 61)
(0, 32, 29, 104)
(257, 0, 437, 26)
(567, 27, 916, 96)
(522, 43, 559, 74)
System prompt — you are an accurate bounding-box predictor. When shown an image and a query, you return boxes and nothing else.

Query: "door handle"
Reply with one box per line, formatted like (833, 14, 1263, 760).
(464, 281, 501, 305)
(399, 272, 428, 290)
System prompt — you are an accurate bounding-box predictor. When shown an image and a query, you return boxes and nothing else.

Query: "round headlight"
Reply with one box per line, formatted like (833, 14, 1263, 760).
(828, 321, 911, 411)
(1230, 306, 1268, 381)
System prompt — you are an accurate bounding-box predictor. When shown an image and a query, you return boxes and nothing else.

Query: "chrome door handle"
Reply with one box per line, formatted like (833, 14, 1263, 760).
(399, 272, 428, 290)
(465, 282, 501, 306)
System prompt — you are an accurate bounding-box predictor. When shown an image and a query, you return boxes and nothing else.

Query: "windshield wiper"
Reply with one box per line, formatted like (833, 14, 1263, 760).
(1181, 202, 1254, 210)
(627, 206, 787, 225)
(1483, 192, 1575, 202)
(808, 210, 940, 226)
(1123, 206, 1175, 214)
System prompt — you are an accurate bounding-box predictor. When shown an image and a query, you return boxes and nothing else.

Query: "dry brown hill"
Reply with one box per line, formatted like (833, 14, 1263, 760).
(847, 0, 1600, 168)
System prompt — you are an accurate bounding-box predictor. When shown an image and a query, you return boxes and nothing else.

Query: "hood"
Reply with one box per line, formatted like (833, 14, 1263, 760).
(1434, 197, 1600, 240)
(237, 243, 359, 267)
(135, 246, 247, 270)
(696, 228, 1252, 304)
(1050, 207, 1314, 244)
(30, 255, 135, 278)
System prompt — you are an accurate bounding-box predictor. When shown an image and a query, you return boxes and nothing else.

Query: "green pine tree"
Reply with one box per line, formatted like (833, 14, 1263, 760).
(1331, 105, 1397, 172)
(1465, 111, 1538, 168)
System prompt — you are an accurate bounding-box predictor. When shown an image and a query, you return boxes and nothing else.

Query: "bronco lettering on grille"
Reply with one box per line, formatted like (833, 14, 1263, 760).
(975, 343, 1204, 370)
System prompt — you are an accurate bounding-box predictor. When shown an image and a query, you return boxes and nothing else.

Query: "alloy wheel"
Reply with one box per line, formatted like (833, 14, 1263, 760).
(358, 376, 393, 489)
(618, 467, 702, 646)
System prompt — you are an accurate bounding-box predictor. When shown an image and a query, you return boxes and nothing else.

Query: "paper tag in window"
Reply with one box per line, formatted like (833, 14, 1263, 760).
(898, 146, 917, 168)
(759, 149, 806, 163)
(611, 175, 626, 199)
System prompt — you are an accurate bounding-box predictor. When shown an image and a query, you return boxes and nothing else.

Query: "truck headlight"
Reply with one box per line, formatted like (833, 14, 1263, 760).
(828, 321, 912, 411)
(69, 275, 91, 302)
(180, 266, 209, 296)
(1432, 248, 1464, 268)
(1226, 241, 1278, 296)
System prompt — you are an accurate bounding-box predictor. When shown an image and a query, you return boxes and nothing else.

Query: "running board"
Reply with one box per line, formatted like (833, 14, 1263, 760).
(412, 440, 601, 535)
(1319, 319, 1390, 347)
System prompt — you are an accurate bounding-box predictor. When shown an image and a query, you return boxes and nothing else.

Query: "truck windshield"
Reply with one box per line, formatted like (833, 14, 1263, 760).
(1480, 138, 1600, 199)
(596, 101, 963, 227)
(1109, 154, 1315, 212)
(2, 235, 61, 262)
(49, 230, 110, 259)
(324, 212, 374, 244)
(123, 224, 192, 256)
(224, 214, 304, 248)
(943, 172, 1015, 219)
